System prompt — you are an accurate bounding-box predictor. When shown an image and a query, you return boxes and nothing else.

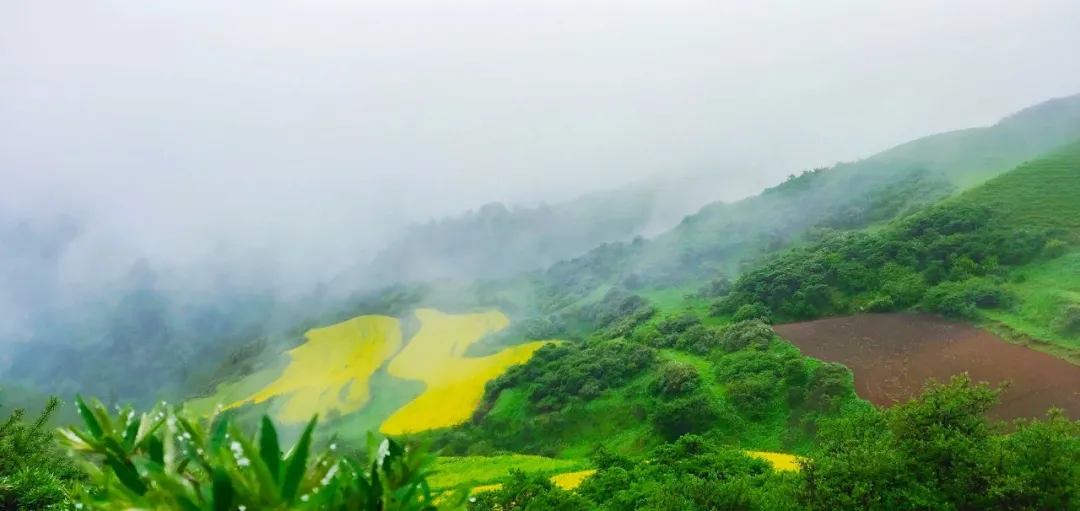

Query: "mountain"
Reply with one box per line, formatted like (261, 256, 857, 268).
(345, 169, 755, 289)
(167, 135, 1080, 509)
(10, 93, 1080, 510)
(536, 93, 1080, 304)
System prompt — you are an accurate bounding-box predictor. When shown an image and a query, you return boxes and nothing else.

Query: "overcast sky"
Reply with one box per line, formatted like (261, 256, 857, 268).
(3, 0, 1080, 281)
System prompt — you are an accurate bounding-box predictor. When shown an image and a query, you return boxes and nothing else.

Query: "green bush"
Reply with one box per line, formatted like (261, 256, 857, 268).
(0, 396, 82, 510)
(655, 314, 701, 336)
(719, 320, 774, 352)
(469, 470, 591, 511)
(1044, 238, 1068, 259)
(57, 397, 466, 510)
(675, 325, 722, 355)
(487, 341, 656, 414)
(731, 302, 772, 323)
(804, 363, 854, 413)
(726, 374, 779, 420)
(651, 392, 723, 441)
(1053, 304, 1080, 336)
(921, 278, 1012, 318)
(650, 362, 703, 399)
(864, 295, 896, 313)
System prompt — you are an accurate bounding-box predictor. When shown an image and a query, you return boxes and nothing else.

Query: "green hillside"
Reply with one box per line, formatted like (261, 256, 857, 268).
(532, 94, 1080, 307)
(865, 93, 1080, 187)
(718, 140, 1080, 350)
(7, 95, 1080, 510)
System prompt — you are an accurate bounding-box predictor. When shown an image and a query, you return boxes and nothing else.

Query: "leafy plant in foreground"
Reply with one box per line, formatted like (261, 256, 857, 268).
(57, 397, 468, 510)
(0, 395, 82, 510)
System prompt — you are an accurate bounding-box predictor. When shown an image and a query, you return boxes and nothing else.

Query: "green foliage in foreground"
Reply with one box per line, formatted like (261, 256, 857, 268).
(54, 398, 466, 510)
(0, 396, 82, 510)
(468, 375, 1080, 511)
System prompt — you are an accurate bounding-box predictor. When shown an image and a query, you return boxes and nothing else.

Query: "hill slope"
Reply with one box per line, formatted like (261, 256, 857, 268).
(718, 140, 1080, 350)
(534, 94, 1080, 305)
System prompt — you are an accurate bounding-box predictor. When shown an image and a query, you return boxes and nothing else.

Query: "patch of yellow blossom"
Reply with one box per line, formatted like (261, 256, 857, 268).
(550, 470, 599, 490)
(380, 308, 553, 435)
(745, 450, 803, 471)
(225, 315, 402, 424)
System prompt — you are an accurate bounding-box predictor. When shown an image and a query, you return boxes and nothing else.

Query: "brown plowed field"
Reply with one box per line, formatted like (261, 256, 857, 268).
(774, 313, 1080, 422)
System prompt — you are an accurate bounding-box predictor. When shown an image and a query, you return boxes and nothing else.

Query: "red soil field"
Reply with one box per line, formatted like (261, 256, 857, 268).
(774, 313, 1080, 422)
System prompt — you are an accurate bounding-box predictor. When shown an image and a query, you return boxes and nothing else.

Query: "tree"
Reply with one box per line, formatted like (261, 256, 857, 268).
(0, 396, 81, 510)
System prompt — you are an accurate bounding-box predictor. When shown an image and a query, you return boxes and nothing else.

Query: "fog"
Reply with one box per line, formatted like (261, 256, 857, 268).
(3, 0, 1080, 290)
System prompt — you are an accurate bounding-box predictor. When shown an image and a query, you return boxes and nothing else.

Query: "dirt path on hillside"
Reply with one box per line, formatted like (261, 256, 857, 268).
(774, 314, 1080, 422)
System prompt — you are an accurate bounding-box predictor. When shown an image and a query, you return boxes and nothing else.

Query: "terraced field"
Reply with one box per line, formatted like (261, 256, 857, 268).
(224, 315, 402, 423)
(381, 309, 554, 434)
(190, 308, 554, 434)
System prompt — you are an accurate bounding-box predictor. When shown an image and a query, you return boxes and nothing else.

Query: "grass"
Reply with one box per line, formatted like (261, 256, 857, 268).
(954, 139, 1080, 235)
(981, 251, 1080, 357)
(428, 454, 591, 490)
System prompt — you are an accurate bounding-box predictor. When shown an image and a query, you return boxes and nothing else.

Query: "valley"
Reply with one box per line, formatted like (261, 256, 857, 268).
(4, 93, 1080, 509)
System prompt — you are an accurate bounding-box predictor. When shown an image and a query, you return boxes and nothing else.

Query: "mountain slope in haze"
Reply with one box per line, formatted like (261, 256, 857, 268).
(866, 93, 1080, 187)
(5, 92, 1079, 410)
(536, 93, 1080, 304)
(353, 170, 755, 288)
(718, 139, 1080, 347)
(169, 139, 1080, 510)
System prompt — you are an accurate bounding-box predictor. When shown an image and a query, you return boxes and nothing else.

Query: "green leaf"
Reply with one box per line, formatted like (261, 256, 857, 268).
(282, 414, 318, 503)
(212, 467, 235, 511)
(75, 395, 103, 438)
(122, 413, 142, 449)
(210, 414, 230, 453)
(105, 453, 148, 495)
(233, 426, 278, 501)
(148, 435, 164, 464)
(259, 416, 282, 482)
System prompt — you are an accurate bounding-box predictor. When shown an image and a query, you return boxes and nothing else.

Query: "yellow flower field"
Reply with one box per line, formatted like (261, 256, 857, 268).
(549, 469, 599, 490)
(225, 315, 402, 423)
(380, 308, 553, 435)
(745, 450, 803, 471)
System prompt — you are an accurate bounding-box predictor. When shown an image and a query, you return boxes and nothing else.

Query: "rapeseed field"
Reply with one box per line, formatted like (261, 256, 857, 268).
(225, 315, 402, 423)
(380, 308, 552, 434)
(745, 450, 803, 471)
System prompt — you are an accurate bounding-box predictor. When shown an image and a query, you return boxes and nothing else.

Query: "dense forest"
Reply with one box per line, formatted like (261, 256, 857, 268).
(3, 94, 1080, 509)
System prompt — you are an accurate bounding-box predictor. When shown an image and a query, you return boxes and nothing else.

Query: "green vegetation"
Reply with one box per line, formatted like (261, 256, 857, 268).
(466, 376, 1080, 510)
(0, 396, 81, 510)
(57, 397, 466, 510)
(717, 141, 1080, 343)
(4, 95, 1080, 509)
(428, 455, 589, 490)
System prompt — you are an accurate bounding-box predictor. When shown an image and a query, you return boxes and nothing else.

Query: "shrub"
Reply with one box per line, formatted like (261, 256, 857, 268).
(1044, 238, 1068, 259)
(732, 302, 772, 323)
(696, 274, 732, 299)
(652, 392, 723, 441)
(719, 320, 774, 352)
(676, 325, 723, 355)
(922, 278, 1011, 318)
(650, 362, 703, 399)
(804, 362, 854, 412)
(490, 341, 656, 413)
(469, 470, 591, 511)
(1053, 304, 1080, 336)
(726, 374, 779, 419)
(864, 295, 896, 312)
(656, 314, 701, 336)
